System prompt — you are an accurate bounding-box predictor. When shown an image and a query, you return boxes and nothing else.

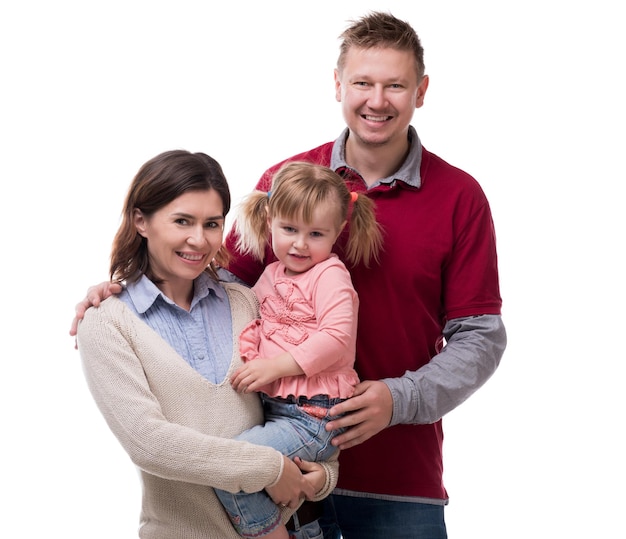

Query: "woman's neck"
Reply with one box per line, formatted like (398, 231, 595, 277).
(156, 279, 194, 311)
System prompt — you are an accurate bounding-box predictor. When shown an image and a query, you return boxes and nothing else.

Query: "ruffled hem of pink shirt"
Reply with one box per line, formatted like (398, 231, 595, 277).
(239, 319, 358, 399)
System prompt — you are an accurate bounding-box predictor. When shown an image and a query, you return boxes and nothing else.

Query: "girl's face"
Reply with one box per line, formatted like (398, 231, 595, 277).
(134, 189, 225, 298)
(270, 203, 345, 276)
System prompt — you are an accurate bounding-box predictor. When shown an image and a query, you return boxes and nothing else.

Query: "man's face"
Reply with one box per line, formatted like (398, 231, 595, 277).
(334, 46, 428, 149)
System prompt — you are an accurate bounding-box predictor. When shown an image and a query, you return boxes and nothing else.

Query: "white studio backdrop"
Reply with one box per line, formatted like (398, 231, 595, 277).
(1, 1, 624, 537)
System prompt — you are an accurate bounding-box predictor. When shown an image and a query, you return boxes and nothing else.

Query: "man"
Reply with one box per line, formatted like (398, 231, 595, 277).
(222, 11, 506, 539)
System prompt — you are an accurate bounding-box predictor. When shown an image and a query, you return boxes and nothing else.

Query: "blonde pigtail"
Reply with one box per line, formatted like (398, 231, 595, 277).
(344, 194, 383, 267)
(234, 191, 271, 262)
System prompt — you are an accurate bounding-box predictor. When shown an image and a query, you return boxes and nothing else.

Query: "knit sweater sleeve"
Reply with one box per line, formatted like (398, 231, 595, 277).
(77, 296, 283, 495)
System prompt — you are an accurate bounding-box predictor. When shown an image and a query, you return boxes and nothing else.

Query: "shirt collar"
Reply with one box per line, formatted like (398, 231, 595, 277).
(330, 125, 423, 188)
(125, 271, 225, 314)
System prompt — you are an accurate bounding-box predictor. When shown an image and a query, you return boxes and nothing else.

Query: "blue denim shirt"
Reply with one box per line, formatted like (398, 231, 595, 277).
(118, 272, 233, 383)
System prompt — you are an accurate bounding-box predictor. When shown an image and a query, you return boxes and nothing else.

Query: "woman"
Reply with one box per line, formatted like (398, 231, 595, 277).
(76, 150, 336, 539)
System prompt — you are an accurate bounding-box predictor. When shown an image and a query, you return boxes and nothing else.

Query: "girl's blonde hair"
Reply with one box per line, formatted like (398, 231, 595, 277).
(235, 161, 382, 267)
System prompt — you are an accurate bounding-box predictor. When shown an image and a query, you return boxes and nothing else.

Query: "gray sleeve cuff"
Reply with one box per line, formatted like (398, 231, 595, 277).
(383, 314, 506, 425)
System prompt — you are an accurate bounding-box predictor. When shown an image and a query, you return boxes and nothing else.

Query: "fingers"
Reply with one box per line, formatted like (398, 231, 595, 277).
(328, 381, 371, 416)
(70, 281, 124, 340)
(69, 302, 89, 338)
(86, 292, 102, 308)
(267, 457, 311, 507)
(325, 380, 394, 450)
(230, 367, 265, 394)
(288, 498, 302, 510)
(69, 316, 80, 338)
(230, 370, 252, 393)
(294, 457, 316, 473)
(329, 423, 372, 450)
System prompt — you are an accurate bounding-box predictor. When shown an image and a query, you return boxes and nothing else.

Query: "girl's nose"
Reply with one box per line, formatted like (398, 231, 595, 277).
(293, 234, 307, 249)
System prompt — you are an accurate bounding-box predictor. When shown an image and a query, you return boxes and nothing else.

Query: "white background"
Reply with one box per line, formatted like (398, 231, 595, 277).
(1, 1, 624, 537)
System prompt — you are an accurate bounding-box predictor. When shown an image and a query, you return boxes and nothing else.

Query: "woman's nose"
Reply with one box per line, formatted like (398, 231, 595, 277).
(188, 225, 207, 245)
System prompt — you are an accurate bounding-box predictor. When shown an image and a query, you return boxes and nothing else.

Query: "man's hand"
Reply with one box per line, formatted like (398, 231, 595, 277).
(325, 380, 393, 450)
(69, 281, 123, 339)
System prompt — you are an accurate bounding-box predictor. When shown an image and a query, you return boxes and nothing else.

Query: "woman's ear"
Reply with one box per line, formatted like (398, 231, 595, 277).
(133, 208, 148, 238)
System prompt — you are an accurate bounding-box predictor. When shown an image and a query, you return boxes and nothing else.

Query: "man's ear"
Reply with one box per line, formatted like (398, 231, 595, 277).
(334, 69, 342, 103)
(416, 75, 430, 108)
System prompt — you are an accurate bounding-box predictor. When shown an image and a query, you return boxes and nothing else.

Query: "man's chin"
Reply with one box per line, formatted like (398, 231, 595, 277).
(353, 133, 392, 148)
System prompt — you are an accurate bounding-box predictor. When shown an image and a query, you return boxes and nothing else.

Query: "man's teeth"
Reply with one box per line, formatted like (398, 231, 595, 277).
(365, 115, 389, 121)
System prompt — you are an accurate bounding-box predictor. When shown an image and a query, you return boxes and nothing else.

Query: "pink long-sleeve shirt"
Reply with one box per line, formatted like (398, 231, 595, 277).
(239, 255, 359, 399)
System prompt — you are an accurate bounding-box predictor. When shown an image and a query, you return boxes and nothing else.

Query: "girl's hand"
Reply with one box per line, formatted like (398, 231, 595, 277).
(231, 360, 279, 393)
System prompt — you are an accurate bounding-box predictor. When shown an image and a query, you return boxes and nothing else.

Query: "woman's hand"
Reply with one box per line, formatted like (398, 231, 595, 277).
(294, 457, 326, 498)
(265, 455, 316, 509)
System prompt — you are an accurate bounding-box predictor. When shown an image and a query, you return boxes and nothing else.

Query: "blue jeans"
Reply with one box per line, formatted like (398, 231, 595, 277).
(215, 394, 344, 538)
(319, 494, 448, 539)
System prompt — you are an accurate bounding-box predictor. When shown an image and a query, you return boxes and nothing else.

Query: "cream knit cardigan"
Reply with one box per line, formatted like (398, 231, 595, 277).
(78, 282, 336, 539)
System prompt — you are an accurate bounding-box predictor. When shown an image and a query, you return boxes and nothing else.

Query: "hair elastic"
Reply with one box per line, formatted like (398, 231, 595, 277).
(266, 190, 272, 198)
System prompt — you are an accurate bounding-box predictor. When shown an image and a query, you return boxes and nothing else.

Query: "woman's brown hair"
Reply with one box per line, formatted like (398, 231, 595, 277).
(110, 150, 231, 283)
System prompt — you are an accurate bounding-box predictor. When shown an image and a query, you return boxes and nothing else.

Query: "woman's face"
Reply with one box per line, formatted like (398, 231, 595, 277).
(134, 189, 225, 292)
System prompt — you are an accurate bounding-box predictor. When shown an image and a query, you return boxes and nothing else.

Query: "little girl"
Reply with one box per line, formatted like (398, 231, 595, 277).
(214, 161, 383, 539)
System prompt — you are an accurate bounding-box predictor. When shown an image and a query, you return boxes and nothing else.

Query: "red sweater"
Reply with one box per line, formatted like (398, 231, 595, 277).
(224, 140, 502, 499)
